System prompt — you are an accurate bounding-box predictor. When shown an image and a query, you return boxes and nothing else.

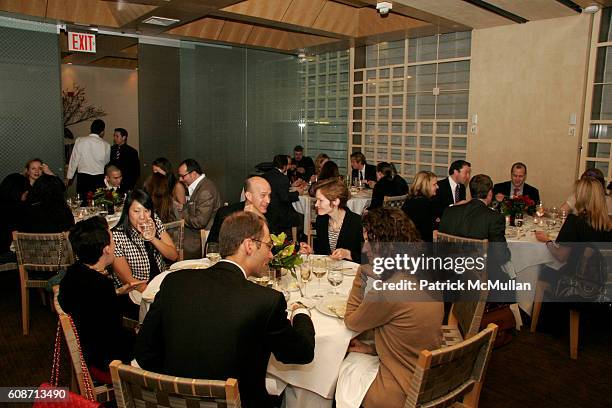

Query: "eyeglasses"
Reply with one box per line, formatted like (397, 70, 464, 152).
(251, 238, 274, 250)
(178, 170, 192, 179)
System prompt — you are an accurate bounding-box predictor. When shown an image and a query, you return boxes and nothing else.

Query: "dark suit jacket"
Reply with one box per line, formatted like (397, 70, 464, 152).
(293, 156, 315, 181)
(135, 261, 315, 408)
(433, 177, 466, 218)
(207, 202, 245, 245)
(110, 143, 140, 191)
(493, 181, 540, 204)
(351, 164, 377, 185)
(314, 209, 363, 262)
(182, 177, 222, 259)
(402, 196, 436, 242)
(59, 262, 133, 370)
(20, 202, 74, 233)
(263, 168, 302, 233)
(369, 175, 409, 209)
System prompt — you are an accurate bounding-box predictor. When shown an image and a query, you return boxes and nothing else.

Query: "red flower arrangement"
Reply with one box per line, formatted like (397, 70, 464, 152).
(501, 195, 536, 216)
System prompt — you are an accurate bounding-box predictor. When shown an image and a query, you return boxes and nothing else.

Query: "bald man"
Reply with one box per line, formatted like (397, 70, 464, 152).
(206, 176, 272, 249)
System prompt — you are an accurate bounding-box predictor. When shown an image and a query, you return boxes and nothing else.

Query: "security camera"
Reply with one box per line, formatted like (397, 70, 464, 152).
(376, 1, 392, 15)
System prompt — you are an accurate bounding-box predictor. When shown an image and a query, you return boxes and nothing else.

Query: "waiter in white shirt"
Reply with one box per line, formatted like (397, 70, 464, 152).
(66, 119, 111, 203)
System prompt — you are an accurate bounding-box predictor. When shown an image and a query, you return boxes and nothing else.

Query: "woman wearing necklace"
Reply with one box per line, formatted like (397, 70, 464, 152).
(300, 178, 363, 262)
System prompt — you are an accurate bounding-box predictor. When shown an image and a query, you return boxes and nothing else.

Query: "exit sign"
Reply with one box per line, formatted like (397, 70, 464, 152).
(68, 32, 96, 53)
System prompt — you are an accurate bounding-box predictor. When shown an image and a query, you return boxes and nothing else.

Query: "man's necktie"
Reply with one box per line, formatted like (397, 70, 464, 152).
(359, 171, 363, 181)
(513, 187, 520, 197)
(454, 185, 460, 203)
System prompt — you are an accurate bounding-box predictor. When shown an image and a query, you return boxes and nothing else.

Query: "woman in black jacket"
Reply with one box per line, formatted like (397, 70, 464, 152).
(301, 178, 363, 262)
(0, 173, 29, 262)
(369, 162, 408, 209)
(401, 171, 439, 242)
(20, 174, 74, 233)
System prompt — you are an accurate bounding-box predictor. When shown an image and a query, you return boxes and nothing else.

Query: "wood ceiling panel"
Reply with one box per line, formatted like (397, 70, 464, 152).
(0, 0, 47, 17)
(46, 0, 119, 27)
(120, 44, 139, 56)
(222, 0, 291, 21)
(284, 31, 337, 50)
(168, 17, 225, 39)
(357, 6, 430, 37)
(311, 1, 358, 36)
(282, 0, 327, 27)
(217, 19, 254, 43)
(486, 0, 576, 21)
(393, 0, 516, 28)
(245, 25, 287, 48)
(107, 3, 157, 26)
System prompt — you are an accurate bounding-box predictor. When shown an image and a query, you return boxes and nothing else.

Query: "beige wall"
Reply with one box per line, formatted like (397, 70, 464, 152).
(61, 64, 139, 151)
(468, 14, 592, 206)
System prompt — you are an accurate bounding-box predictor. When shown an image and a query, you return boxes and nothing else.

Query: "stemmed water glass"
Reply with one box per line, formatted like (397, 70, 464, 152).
(299, 259, 313, 298)
(327, 269, 343, 295)
(311, 258, 327, 299)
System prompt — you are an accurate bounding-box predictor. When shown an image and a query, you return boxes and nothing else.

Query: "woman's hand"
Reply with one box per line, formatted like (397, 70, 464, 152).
(331, 248, 351, 260)
(535, 231, 550, 243)
(347, 338, 375, 355)
(298, 242, 313, 255)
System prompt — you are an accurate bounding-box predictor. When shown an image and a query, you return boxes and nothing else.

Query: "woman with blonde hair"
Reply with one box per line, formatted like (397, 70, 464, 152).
(401, 171, 439, 241)
(311, 153, 330, 182)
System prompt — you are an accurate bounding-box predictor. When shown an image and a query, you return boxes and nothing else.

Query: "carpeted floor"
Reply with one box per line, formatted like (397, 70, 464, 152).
(0, 270, 610, 408)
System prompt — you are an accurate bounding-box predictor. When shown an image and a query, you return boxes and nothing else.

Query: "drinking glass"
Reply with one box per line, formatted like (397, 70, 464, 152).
(299, 260, 313, 298)
(535, 202, 545, 218)
(327, 269, 343, 294)
(514, 213, 524, 228)
(561, 209, 568, 223)
(206, 242, 221, 264)
(311, 258, 327, 299)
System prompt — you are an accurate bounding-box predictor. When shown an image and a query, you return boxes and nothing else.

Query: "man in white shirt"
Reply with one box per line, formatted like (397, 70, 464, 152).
(177, 158, 222, 259)
(66, 119, 111, 202)
(104, 164, 123, 192)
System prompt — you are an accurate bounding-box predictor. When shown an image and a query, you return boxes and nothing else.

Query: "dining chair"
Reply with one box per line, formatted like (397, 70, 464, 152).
(109, 360, 241, 408)
(13, 231, 74, 335)
(52, 286, 114, 403)
(382, 194, 408, 209)
(0, 261, 17, 272)
(404, 323, 498, 408)
(163, 220, 184, 261)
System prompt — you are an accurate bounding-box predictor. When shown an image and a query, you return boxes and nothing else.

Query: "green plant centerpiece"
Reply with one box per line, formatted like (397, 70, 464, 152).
(268, 232, 303, 280)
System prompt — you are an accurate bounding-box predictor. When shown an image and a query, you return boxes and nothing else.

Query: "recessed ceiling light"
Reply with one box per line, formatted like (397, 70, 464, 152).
(583, 5, 599, 14)
(142, 16, 180, 26)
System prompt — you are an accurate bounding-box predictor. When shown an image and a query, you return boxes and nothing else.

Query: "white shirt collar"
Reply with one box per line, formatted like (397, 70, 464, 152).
(187, 173, 206, 197)
(218, 259, 247, 279)
(104, 179, 118, 191)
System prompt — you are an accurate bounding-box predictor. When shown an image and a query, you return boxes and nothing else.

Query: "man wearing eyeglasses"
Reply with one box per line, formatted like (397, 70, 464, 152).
(136, 211, 315, 408)
(176, 158, 222, 259)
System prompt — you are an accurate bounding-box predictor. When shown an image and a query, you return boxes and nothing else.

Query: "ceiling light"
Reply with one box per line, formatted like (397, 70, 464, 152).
(142, 16, 180, 26)
(583, 5, 599, 14)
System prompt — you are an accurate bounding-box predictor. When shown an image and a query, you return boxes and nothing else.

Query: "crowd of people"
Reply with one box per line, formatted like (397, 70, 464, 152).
(2, 125, 611, 408)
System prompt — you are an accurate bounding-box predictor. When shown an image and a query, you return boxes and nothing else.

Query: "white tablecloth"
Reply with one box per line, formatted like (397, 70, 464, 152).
(293, 190, 372, 232)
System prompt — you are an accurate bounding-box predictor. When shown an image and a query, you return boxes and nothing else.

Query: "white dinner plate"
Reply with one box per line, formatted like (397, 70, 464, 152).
(316, 295, 348, 319)
(169, 258, 212, 271)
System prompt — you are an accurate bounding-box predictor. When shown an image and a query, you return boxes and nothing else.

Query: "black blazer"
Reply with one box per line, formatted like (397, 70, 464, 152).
(433, 177, 466, 218)
(20, 203, 74, 233)
(135, 261, 315, 408)
(59, 262, 133, 370)
(293, 156, 315, 181)
(207, 202, 245, 245)
(369, 175, 409, 209)
(314, 209, 363, 262)
(110, 143, 140, 191)
(493, 181, 540, 204)
(402, 196, 436, 242)
(263, 168, 302, 233)
(351, 164, 377, 184)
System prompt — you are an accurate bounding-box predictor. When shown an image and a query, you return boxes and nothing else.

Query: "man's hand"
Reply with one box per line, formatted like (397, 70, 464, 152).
(296, 166, 305, 174)
(367, 180, 376, 188)
(65, 178, 73, 187)
(535, 231, 550, 243)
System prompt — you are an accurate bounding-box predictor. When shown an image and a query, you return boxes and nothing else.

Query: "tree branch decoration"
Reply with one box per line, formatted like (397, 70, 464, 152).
(62, 85, 106, 128)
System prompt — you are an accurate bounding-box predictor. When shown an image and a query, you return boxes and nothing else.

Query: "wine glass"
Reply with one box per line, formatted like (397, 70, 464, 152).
(327, 269, 343, 295)
(535, 202, 545, 218)
(311, 258, 327, 299)
(206, 242, 221, 264)
(299, 260, 313, 298)
(514, 213, 524, 228)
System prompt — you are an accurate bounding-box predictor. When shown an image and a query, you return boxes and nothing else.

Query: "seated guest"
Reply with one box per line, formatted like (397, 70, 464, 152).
(104, 164, 123, 193)
(135, 211, 315, 408)
(433, 159, 471, 218)
(292, 145, 315, 181)
(311, 153, 330, 182)
(350, 151, 377, 187)
(336, 208, 443, 408)
(151, 157, 187, 207)
(207, 176, 271, 246)
(144, 173, 177, 223)
(494, 162, 540, 203)
(309, 160, 340, 196)
(402, 171, 438, 241)
(59, 217, 134, 383)
(111, 189, 178, 314)
(24, 158, 55, 187)
(20, 174, 74, 233)
(263, 154, 305, 234)
(369, 162, 408, 209)
(0, 173, 29, 263)
(300, 178, 363, 262)
(560, 168, 612, 215)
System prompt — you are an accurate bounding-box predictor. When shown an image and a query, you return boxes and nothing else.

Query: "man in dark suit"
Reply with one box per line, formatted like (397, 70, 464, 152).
(292, 145, 315, 182)
(135, 211, 315, 408)
(178, 159, 222, 259)
(493, 162, 540, 204)
(109, 128, 140, 192)
(350, 152, 377, 187)
(433, 159, 471, 218)
(439, 174, 512, 301)
(207, 176, 271, 246)
(263, 155, 305, 234)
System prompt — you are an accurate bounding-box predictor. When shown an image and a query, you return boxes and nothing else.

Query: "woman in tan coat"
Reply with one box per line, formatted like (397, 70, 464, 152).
(338, 208, 444, 408)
